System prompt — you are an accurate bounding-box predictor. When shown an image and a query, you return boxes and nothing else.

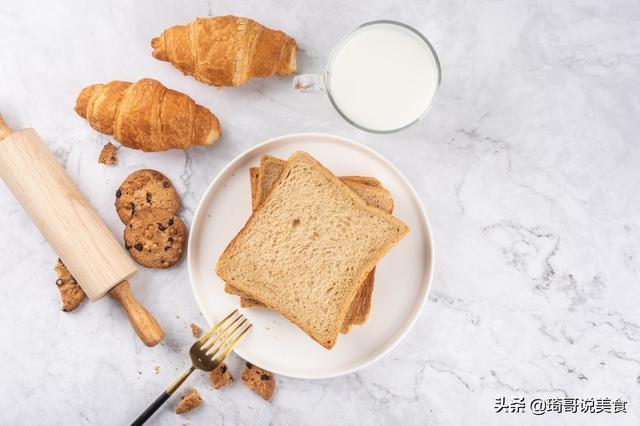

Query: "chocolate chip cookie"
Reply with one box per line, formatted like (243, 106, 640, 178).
(98, 142, 117, 165)
(209, 363, 233, 390)
(241, 362, 276, 401)
(115, 169, 180, 224)
(124, 208, 187, 268)
(54, 259, 86, 312)
(175, 388, 203, 414)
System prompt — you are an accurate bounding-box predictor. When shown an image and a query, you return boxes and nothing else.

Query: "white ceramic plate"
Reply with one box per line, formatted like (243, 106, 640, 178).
(188, 133, 433, 379)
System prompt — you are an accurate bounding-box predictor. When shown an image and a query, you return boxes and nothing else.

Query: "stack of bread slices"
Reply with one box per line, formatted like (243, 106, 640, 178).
(216, 152, 409, 349)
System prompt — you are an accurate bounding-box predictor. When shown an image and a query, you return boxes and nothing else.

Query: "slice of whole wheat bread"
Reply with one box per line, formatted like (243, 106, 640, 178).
(228, 156, 394, 331)
(216, 151, 408, 349)
(230, 158, 393, 327)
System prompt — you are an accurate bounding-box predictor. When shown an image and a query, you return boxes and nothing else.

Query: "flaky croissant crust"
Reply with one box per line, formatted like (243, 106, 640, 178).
(74, 78, 221, 152)
(152, 16, 297, 87)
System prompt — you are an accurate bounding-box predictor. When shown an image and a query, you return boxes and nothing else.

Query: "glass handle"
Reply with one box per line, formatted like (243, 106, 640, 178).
(293, 73, 326, 93)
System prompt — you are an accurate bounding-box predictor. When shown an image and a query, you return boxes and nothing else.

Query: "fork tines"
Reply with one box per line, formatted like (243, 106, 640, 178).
(195, 309, 252, 362)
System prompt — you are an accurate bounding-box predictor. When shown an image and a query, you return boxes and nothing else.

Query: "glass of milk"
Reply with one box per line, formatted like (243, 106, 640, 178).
(294, 20, 441, 133)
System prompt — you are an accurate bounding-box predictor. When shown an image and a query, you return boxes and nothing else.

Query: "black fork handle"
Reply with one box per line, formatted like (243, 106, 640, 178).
(130, 366, 195, 425)
(130, 391, 170, 425)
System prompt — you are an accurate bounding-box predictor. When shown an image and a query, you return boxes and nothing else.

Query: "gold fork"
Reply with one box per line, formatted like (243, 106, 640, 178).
(131, 309, 252, 425)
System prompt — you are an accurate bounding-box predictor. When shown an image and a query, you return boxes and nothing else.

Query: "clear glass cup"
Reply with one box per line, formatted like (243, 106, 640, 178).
(293, 20, 441, 134)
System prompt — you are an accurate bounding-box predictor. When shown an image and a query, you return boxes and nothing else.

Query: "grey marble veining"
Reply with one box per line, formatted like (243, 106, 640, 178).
(0, 0, 639, 425)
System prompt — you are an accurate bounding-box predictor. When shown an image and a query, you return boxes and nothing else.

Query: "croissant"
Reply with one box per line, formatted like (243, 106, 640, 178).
(74, 78, 221, 152)
(151, 16, 297, 87)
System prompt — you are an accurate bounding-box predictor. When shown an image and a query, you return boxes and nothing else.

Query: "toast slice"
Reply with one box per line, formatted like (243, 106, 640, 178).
(216, 151, 408, 349)
(228, 156, 394, 330)
(231, 158, 394, 326)
(227, 176, 391, 321)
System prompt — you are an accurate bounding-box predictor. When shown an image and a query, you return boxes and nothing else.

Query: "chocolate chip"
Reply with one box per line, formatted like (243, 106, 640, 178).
(56, 279, 64, 286)
(162, 180, 170, 188)
(157, 223, 167, 232)
(260, 374, 270, 381)
(134, 243, 143, 251)
(115, 189, 122, 198)
(168, 218, 174, 226)
(220, 365, 227, 373)
(146, 192, 152, 203)
(245, 362, 253, 368)
(130, 203, 135, 213)
(164, 246, 170, 251)
(125, 243, 131, 250)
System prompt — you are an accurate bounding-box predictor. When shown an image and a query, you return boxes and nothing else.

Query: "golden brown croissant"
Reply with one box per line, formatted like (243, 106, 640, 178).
(74, 78, 221, 152)
(151, 16, 297, 87)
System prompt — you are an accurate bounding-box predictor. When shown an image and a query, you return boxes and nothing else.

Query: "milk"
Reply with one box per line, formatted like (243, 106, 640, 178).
(327, 23, 439, 132)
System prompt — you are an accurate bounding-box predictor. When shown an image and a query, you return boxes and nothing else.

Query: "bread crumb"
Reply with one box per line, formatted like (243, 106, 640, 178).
(175, 388, 203, 414)
(241, 362, 276, 401)
(191, 323, 202, 338)
(98, 142, 117, 165)
(209, 363, 233, 390)
(54, 259, 86, 312)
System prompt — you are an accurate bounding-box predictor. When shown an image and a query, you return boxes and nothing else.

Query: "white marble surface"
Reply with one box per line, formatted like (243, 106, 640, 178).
(0, 0, 638, 425)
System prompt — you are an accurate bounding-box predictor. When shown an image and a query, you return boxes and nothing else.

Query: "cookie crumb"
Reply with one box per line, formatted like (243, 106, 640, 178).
(54, 259, 86, 312)
(242, 363, 276, 401)
(175, 389, 203, 414)
(209, 363, 233, 390)
(98, 142, 117, 165)
(191, 323, 202, 338)
(154, 366, 160, 374)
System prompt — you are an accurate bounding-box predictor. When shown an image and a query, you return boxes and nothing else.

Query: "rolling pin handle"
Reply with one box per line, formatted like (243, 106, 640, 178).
(0, 114, 15, 141)
(109, 280, 165, 347)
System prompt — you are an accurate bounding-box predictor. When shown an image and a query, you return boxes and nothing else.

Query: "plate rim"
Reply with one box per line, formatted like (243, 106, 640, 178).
(187, 132, 435, 379)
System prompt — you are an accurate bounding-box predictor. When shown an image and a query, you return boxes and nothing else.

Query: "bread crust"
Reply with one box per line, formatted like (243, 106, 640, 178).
(249, 167, 260, 210)
(255, 155, 285, 203)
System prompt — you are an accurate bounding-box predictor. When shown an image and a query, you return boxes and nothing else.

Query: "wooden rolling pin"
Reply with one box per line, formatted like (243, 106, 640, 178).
(0, 114, 164, 346)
